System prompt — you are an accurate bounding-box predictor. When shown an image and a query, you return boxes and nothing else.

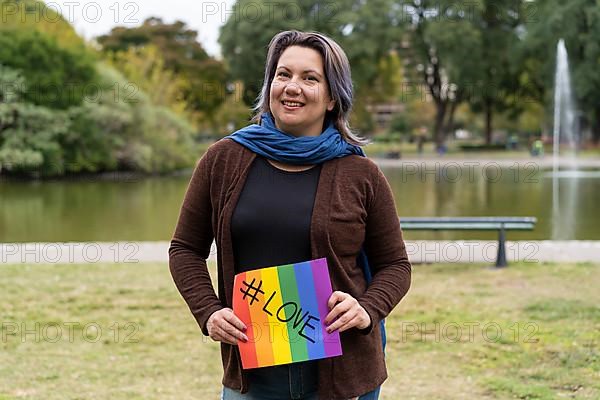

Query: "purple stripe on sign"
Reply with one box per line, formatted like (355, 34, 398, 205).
(311, 258, 343, 357)
(294, 261, 325, 360)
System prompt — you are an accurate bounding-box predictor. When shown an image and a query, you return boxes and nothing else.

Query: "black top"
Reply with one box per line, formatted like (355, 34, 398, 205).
(231, 155, 322, 273)
(230, 155, 321, 393)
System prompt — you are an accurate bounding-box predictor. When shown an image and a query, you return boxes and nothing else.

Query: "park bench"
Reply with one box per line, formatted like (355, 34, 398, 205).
(399, 217, 537, 267)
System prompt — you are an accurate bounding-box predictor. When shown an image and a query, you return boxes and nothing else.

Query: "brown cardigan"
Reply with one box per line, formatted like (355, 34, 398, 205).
(168, 138, 412, 399)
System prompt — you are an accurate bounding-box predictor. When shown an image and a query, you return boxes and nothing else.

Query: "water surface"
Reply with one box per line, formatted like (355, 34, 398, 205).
(1, 165, 598, 242)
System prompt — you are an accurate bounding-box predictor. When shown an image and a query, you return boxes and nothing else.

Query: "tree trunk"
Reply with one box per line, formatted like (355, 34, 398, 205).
(433, 102, 447, 149)
(445, 100, 458, 139)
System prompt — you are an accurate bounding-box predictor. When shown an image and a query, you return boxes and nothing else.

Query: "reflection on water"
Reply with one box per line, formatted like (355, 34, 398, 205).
(1, 165, 599, 242)
(551, 171, 575, 240)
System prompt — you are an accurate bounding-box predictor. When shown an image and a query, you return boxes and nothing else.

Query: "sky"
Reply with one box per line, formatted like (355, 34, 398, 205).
(43, 0, 236, 59)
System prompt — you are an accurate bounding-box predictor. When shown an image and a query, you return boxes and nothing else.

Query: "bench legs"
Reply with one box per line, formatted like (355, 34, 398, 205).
(496, 227, 508, 268)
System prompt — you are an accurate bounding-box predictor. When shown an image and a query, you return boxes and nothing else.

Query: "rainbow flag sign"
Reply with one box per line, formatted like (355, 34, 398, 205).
(232, 257, 343, 369)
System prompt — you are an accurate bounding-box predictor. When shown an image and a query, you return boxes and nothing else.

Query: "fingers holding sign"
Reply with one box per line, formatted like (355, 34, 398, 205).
(207, 308, 248, 345)
(325, 291, 371, 333)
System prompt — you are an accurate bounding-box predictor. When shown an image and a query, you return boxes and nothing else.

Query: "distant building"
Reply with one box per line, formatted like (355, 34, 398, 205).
(366, 102, 405, 134)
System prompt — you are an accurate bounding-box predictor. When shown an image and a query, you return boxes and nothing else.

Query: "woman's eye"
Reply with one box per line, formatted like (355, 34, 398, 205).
(277, 72, 317, 81)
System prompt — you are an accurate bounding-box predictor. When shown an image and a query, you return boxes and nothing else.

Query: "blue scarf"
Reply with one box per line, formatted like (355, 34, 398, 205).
(226, 111, 365, 164)
(226, 111, 386, 351)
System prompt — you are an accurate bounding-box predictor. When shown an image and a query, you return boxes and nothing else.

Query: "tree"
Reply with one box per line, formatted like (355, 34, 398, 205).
(0, 61, 199, 177)
(66, 63, 198, 174)
(209, 81, 254, 138)
(219, 0, 305, 106)
(0, 8, 201, 177)
(0, 29, 98, 109)
(0, 65, 70, 175)
(399, 0, 526, 146)
(219, 0, 403, 134)
(398, 0, 465, 148)
(0, 0, 88, 50)
(521, 0, 600, 143)
(370, 50, 404, 103)
(98, 18, 227, 123)
(105, 45, 190, 117)
(332, 0, 404, 95)
(467, 0, 524, 144)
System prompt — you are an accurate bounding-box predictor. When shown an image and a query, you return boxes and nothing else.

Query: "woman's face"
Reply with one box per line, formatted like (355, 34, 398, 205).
(269, 45, 336, 137)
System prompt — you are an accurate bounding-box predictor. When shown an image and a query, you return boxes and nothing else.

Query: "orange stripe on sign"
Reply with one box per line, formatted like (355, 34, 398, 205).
(232, 272, 258, 369)
(245, 269, 274, 367)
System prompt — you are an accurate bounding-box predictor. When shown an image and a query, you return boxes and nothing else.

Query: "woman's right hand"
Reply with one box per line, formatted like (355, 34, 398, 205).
(206, 308, 248, 345)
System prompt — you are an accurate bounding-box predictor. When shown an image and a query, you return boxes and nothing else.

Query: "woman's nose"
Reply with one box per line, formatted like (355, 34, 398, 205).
(284, 81, 301, 95)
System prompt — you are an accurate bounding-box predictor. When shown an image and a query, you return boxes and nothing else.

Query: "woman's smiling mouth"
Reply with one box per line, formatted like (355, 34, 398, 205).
(282, 100, 305, 110)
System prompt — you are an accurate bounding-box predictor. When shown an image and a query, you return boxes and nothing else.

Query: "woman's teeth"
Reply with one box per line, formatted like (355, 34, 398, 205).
(283, 101, 303, 107)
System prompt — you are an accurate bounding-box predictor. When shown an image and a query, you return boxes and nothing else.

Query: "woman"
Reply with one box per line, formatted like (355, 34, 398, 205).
(169, 30, 412, 400)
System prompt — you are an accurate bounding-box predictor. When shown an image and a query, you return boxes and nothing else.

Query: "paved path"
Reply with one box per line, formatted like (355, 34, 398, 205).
(2, 240, 599, 265)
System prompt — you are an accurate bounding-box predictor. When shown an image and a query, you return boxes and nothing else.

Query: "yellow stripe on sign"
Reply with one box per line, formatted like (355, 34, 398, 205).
(260, 266, 293, 365)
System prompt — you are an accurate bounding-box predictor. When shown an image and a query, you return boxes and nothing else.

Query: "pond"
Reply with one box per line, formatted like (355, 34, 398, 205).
(1, 163, 599, 242)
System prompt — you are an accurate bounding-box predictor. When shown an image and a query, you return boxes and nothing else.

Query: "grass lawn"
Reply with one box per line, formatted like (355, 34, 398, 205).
(1, 261, 599, 399)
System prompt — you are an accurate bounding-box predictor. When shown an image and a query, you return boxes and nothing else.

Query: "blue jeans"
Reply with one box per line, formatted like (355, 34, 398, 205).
(221, 361, 380, 400)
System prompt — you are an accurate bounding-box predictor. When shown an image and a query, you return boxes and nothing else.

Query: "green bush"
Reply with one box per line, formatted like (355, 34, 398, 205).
(0, 62, 198, 177)
(92, 64, 197, 173)
(0, 102, 69, 176)
(0, 29, 98, 109)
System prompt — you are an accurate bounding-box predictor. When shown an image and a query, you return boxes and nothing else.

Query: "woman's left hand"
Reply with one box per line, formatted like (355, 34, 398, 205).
(325, 291, 371, 333)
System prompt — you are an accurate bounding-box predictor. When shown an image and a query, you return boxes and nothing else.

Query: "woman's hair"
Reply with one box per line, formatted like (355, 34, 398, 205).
(251, 30, 368, 146)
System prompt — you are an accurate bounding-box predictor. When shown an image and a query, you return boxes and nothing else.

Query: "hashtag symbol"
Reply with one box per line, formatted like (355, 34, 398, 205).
(240, 278, 265, 306)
